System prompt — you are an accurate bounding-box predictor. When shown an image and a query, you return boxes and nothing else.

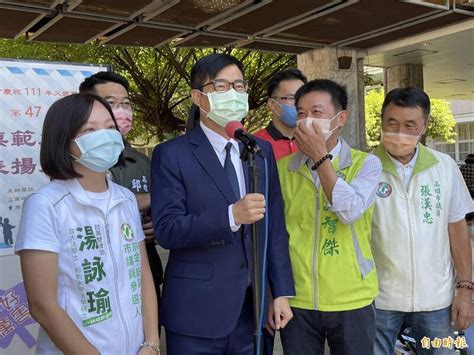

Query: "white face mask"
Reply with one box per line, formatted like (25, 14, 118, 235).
(71, 129, 124, 173)
(299, 111, 342, 140)
(199, 89, 249, 127)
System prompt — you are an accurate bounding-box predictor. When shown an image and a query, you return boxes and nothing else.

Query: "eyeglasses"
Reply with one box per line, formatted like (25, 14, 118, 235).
(271, 95, 296, 103)
(106, 100, 133, 111)
(201, 79, 248, 93)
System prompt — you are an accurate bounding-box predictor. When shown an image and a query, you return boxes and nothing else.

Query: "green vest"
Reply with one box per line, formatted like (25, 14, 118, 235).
(277, 141, 378, 311)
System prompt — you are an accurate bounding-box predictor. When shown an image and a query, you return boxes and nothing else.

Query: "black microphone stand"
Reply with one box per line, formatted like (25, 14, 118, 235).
(240, 143, 263, 355)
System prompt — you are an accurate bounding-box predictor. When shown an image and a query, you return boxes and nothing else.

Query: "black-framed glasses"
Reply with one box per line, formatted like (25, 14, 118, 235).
(201, 79, 248, 93)
(271, 95, 296, 103)
(106, 100, 133, 111)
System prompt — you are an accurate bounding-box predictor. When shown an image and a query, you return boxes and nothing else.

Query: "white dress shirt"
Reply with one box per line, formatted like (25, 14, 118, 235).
(200, 122, 245, 231)
(387, 147, 418, 190)
(307, 140, 382, 224)
(387, 147, 472, 223)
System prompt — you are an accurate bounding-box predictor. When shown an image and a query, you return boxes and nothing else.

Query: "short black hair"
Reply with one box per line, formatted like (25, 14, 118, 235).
(295, 79, 348, 111)
(79, 71, 130, 93)
(187, 53, 245, 132)
(466, 212, 474, 222)
(382, 87, 430, 120)
(267, 68, 307, 98)
(466, 154, 474, 164)
(190, 53, 244, 89)
(40, 93, 123, 180)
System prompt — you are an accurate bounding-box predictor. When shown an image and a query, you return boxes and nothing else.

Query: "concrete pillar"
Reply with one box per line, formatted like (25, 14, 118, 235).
(385, 63, 424, 93)
(297, 46, 367, 150)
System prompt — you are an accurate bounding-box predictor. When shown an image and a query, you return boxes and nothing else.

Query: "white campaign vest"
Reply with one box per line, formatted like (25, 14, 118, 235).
(17, 178, 145, 355)
(371, 145, 456, 312)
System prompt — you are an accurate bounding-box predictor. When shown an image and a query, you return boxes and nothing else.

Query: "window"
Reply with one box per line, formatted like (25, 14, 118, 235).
(433, 142, 456, 160)
(458, 123, 474, 141)
(459, 142, 474, 162)
(431, 122, 474, 163)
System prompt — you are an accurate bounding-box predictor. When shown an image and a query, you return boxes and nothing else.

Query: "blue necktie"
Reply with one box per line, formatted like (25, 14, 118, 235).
(224, 142, 240, 200)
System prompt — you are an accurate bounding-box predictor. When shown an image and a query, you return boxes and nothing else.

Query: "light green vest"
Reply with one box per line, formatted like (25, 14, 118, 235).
(278, 140, 378, 311)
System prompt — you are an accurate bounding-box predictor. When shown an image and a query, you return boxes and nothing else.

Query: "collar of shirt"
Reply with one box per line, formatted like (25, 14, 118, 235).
(200, 121, 240, 165)
(387, 147, 419, 189)
(199, 121, 246, 201)
(266, 121, 292, 141)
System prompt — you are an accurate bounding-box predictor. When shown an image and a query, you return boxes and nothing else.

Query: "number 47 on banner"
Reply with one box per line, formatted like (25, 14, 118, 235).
(25, 106, 41, 118)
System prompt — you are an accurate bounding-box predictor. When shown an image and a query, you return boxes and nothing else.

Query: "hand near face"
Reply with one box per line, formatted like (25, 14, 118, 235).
(294, 120, 329, 162)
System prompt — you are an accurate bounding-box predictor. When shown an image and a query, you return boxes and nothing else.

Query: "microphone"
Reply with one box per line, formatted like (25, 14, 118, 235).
(225, 121, 262, 155)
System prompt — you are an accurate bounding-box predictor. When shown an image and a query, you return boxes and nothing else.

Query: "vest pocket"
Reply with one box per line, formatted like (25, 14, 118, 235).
(350, 224, 374, 279)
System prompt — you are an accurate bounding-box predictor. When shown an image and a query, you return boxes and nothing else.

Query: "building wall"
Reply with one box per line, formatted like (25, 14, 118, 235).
(426, 100, 474, 164)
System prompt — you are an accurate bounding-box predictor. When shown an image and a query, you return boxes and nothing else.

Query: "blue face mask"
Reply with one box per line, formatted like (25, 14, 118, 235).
(71, 129, 124, 173)
(273, 100, 297, 128)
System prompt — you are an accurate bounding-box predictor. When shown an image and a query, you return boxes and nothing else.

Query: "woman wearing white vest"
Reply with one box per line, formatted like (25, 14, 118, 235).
(15, 94, 160, 354)
(371, 87, 474, 354)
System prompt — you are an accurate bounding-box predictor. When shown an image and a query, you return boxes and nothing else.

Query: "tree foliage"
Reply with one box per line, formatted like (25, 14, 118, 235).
(428, 98, 458, 143)
(365, 88, 456, 149)
(0, 39, 295, 143)
(365, 89, 385, 149)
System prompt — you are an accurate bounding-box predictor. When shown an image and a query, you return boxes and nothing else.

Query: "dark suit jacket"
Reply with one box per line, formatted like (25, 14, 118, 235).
(151, 125, 295, 338)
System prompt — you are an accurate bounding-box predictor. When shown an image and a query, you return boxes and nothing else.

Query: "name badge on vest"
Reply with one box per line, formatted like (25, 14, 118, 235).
(376, 182, 392, 198)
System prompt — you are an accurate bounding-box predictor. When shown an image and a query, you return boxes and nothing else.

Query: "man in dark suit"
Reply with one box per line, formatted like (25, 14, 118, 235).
(151, 53, 295, 354)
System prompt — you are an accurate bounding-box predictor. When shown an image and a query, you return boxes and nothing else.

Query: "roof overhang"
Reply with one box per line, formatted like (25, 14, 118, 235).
(0, 0, 471, 54)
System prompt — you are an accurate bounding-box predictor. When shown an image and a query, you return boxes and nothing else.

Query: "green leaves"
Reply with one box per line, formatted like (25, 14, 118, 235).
(364, 89, 384, 149)
(427, 99, 456, 143)
(0, 39, 295, 143)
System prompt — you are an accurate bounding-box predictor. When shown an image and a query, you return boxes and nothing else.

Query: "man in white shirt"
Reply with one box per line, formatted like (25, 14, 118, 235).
(371, 87, 474, 354)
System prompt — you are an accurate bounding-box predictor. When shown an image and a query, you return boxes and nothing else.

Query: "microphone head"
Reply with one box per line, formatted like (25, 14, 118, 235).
(225, 120, 246, 138)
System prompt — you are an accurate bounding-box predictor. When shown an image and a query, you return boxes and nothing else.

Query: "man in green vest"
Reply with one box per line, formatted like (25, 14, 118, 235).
(371, 87, 473, 354)
(277, 79, 382, 355)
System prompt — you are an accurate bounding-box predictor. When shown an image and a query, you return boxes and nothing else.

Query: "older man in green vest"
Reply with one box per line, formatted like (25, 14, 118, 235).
(277, 79, 382, 355)
(371, 87, 473, 354)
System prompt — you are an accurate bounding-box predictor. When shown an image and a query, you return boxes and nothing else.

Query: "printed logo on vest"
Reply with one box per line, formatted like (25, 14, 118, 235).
(376, 182, 392, 198)
(121, 223, 134, 242)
